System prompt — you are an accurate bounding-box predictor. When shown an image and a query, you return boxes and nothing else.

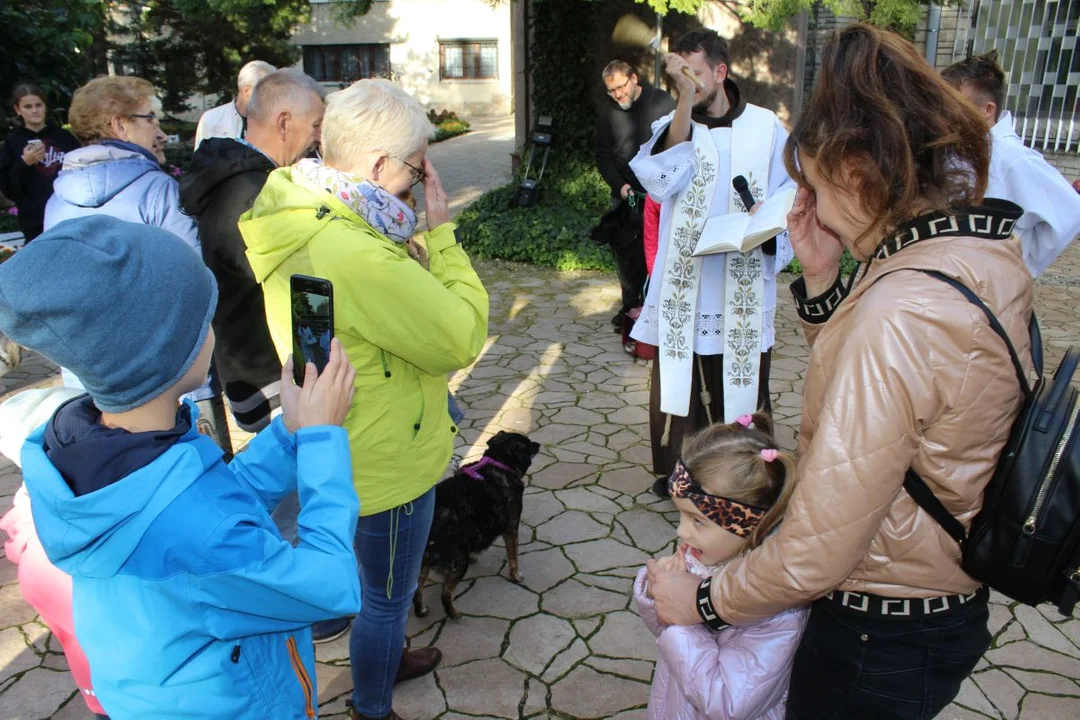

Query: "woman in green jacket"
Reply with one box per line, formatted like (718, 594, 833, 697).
(240, 79, 489, 720)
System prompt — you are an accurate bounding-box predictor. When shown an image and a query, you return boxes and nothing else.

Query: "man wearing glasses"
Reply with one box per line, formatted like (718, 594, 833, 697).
(595, 60, 675, 329)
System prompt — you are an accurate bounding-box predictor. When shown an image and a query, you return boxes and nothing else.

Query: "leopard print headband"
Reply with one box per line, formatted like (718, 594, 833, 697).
(667, 460, 767, 538)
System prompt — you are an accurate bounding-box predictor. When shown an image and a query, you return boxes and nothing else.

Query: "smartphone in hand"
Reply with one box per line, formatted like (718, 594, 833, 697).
(290, 274, 335, 386)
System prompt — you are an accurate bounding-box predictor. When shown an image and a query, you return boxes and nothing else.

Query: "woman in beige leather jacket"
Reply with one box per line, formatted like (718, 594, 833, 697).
(648, 23, 1034, 719)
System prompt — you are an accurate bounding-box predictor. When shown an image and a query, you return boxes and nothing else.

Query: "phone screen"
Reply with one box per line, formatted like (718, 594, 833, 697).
(290, 275, 334, 386)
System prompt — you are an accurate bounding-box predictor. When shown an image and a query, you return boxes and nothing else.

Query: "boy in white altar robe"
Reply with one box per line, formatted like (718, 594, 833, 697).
(629, 29, 795, 497)
(943, 51, 1080, 278)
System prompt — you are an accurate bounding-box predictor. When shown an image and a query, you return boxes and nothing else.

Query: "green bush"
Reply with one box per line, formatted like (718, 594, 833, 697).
(433, 118, 471, 144)
(457, 160, 617, 272)
(785, 252, 858, 276)
(161, 118, 198, 142)
(163, 143, 194, 177)
(427, 109, 461, 125)
(0, 212, 19, 234)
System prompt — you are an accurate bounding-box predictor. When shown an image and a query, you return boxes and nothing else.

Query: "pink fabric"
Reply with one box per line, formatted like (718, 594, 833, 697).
(633, 555, 808, 720)
(2, 487, 106, 715)
(644, 194, 661, 276)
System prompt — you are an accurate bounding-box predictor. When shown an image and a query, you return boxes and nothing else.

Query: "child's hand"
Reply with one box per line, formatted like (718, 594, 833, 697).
(280, 339, 356, 432)
(671, 546, 688, 573)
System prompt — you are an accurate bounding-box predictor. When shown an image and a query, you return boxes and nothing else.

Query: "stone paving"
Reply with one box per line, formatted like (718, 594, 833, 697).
(4, 243, 1080, 718)
(2, 121, 1080, 717)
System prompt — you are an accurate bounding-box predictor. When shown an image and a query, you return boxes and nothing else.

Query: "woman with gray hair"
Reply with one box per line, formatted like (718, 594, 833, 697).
(240, 79, 489, 720)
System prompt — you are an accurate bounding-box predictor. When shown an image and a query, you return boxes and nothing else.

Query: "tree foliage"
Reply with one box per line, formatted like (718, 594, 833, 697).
(110, 0, 314, 112)
(2, 1, 378, 119)
(740, 0, 957, 36)
(634, 0, 710, 15)
(0, 0, 107, 118)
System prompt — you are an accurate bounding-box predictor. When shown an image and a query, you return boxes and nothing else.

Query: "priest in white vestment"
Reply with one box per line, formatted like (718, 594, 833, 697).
(629, 29, 794, 496)
(943, 52, 1080, 277)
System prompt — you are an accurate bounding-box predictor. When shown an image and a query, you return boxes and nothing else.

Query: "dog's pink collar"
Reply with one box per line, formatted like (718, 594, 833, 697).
(462, 456, 513, 479)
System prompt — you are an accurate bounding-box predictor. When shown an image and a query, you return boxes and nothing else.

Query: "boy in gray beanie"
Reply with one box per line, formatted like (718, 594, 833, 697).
(0, 215, 362, 719)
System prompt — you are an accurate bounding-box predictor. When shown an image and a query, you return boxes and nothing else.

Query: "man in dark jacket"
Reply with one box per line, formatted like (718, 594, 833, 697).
(595, 60, 675, 328)
(180, 70, 324, 434)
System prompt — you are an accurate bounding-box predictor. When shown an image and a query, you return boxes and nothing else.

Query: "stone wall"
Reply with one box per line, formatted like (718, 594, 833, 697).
(1045, 151, 1080, 183)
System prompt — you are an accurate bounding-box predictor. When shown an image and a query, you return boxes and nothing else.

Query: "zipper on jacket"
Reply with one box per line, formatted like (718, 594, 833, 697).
(1013, 402, 1080, 566)
(380, 350, 392, 378)
(231, 643, 242, 664)
(286, 635, 316, 719)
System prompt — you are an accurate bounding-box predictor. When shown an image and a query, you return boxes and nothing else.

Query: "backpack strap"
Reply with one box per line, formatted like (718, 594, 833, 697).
(903, 470, 967, 545)
(910, 270, 1033, 397)
(871, 268, 1038, 547)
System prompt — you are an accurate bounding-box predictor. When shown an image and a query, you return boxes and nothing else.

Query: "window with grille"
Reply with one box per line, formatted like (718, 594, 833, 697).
(303, 44, 391, 83)
(439, 41, 498, 80)
(965, 0, 1080, 153)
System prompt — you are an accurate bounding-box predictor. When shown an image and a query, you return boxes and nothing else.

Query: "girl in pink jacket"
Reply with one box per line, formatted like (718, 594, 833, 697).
(634, 413, 808, 720)
(0, 387, 107, 718)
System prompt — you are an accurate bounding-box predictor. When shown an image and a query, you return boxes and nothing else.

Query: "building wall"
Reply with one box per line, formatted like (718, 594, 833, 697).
(292, 0, 513, 116)
(1045, 150, 1080, 182)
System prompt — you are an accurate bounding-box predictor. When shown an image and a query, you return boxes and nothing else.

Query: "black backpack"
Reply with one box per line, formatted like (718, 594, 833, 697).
(901, 270, 1080, 616)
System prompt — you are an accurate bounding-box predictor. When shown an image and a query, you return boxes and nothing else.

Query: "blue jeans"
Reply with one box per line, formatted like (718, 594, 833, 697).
(350, 488, 435, 716)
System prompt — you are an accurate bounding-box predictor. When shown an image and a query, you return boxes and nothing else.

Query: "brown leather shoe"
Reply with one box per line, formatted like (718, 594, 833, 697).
(395, 646, 442, 685)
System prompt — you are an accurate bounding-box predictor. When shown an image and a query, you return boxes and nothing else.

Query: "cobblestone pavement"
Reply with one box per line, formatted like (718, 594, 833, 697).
(4, 241, 1080, 718)
(413, 115, 517, 225)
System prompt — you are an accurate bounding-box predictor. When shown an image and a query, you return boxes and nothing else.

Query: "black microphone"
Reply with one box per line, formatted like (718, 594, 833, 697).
(733, 175, 756, 213)
(732, 175, 776, 256)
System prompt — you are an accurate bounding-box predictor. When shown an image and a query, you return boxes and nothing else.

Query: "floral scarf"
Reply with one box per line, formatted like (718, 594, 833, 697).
(293, 158, 417, 243)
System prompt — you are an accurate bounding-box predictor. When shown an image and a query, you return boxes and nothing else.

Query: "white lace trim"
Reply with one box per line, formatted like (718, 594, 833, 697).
(634, 304, 777, 354)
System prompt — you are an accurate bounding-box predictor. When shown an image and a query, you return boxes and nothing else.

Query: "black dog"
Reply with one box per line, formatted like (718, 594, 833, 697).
(413, 431, 540, 619)
(589, 200, 647, 319)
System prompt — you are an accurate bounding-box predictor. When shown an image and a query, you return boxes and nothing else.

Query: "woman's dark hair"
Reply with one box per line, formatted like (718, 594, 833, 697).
(784, 23, 990, 240)
(10, 83, 47, 124)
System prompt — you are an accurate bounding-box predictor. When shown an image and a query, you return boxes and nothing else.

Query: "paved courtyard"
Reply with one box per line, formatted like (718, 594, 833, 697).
(4, 244, 1080, 718)
(2, 121, 1080, 717)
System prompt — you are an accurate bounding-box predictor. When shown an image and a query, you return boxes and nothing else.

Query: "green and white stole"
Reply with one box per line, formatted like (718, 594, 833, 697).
(658, 105, 773, 420)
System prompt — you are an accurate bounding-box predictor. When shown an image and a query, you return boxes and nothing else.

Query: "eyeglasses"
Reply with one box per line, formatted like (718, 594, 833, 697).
(394, 156, 426, 187)
(606, 77, 633, 97)
(129, 112, 161, 127)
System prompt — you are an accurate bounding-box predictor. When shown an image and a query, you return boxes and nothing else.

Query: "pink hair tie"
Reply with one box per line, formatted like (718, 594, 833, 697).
(761, 448, 779, 462)
(735, 414, 754, 428)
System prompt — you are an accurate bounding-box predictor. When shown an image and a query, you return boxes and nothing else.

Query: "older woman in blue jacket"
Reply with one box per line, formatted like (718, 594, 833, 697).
(44, 75, 198, 250)
(43, 75, 231, 448)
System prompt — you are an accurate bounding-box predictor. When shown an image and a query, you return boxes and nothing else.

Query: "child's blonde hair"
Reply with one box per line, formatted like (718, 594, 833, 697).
(680, 412, 796, 549)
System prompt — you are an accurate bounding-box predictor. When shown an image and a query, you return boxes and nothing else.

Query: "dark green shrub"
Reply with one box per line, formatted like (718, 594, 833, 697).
(457, 159, 617, 271)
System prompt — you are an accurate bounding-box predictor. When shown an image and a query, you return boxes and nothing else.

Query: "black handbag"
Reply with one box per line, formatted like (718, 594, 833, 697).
(901, 270, 1080, 616)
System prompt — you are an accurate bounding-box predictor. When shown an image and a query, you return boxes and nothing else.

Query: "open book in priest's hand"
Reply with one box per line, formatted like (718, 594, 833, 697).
(692, 188, 798, 257)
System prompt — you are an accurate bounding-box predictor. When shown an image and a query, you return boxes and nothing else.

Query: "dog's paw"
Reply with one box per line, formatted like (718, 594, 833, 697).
(509, 570, 524, 584)
(414, 605, 430, 618)
(447, 607, 462, 620)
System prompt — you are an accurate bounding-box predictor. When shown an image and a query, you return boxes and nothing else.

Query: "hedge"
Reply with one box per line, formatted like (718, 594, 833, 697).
(457, 160, 617, 272)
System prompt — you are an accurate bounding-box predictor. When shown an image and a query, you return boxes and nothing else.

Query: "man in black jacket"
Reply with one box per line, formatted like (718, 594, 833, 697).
(595, 61, 675, 328)
(180, 70, 324, 434)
